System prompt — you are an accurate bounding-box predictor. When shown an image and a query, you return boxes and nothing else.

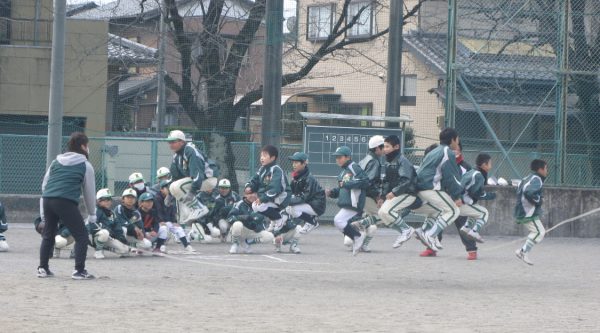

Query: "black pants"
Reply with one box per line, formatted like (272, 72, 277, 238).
(40, 198, 89, 272)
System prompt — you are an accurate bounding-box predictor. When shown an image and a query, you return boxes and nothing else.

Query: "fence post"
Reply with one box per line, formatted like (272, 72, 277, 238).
(444, 0, 458, 128)
(150, 139, 158, 184)
(554, 0, 569, 185)
(249, 142, 257, 176)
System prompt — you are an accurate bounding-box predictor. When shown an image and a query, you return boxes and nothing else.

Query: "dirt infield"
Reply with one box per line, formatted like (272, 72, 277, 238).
(2, 224, 599, 332)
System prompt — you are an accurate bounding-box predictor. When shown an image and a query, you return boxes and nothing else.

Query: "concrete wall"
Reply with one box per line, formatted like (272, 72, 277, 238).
(0, 3, 108, 135)
(4, 186, 600, 238)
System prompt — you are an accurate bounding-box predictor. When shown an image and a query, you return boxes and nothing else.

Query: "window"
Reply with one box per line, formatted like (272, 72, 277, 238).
(307, 4, 334, 41)
(401, 75, 417, 106)
(0, 0, 10, 45)
(347, 1, 372, 38)
(328, 103, 373, 127)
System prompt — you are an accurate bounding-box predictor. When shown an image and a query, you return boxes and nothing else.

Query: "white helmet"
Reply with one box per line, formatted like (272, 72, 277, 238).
(156, 167, 171, 179)
(96, 188, 112, 200)
(218, 179, 231, 188)
(128, 172, 144, 184)
(368, 135, 385, 149)
(122, 188, 137, 198)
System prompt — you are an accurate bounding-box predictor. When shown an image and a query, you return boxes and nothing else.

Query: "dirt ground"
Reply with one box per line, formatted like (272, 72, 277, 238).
(1, 224, 599, 333)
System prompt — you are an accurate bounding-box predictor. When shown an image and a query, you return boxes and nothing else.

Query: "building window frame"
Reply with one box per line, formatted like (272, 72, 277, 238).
(307, 4, 335, 42)
(346, 0, 373, 39)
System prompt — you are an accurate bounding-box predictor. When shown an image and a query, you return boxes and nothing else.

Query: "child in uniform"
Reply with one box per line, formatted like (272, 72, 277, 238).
(514, 159, 548, 265)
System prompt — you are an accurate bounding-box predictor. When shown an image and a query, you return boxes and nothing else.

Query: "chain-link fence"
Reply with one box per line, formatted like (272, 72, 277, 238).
(443, 0, 600, 187)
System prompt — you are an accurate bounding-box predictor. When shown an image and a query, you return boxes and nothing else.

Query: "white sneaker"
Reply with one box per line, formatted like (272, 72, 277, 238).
(352, 232, 366, 256)
(392, 227, 415, 248)
(413, 228, 429, 248)
(274, 236, 283, 253)
(468, 230, 485, 243)
(290, 242, 301, 254)
(299, 221, 319, 234)
(424, 234, 439, 251)
(159, 245, 167, 253)
(432, 236, 443, 250)
(515, 249, 533, 265)
(94, 250, 105, 259)
(460, 225, 471, 237)
(184, 245, 196, 253)
(229, 243, 239, 254)
(0, 240, 9, 252)
(360, 244, 371, 253)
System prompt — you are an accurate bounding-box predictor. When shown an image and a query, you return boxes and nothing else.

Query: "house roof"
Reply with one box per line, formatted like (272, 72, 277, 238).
(70, 0, 255, 21)
(66, 2, 98, 17)
(403, 32, 556, 82)
(119, 74, 158, 101)
(108, 33, 158, 66)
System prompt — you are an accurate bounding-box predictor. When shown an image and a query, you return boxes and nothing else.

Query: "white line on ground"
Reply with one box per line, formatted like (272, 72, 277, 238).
(262, 255, 288, 263)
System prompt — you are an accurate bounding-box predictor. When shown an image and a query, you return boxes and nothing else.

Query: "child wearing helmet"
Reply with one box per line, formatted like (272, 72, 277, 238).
(138, 192, 169, 253)
(151, 167, 172, 193)
(128, 172, 155, 200)
(227, 190, 274, 254)
(154, 180, 196, 253)
(87, 189, 131, 259)
(211, 178, 241, 238)
(114, 189, 152, 252)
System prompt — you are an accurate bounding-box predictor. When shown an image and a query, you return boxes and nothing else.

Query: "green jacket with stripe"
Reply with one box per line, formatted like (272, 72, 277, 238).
(514, 172, 545, 220)
(114, 204, 142, 237)
(382, 151, 417, 197)
(170, 143, 213, 193)
(460, 169, 496, 204)
(329, 160, 368, 212)
(226, 199, 268, 232)
(416, 144, 463, 200)
(245, 161, 291, 208)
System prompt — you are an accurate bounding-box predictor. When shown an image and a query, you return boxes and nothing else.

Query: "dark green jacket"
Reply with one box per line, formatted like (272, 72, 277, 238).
(245, 161, 291, 207)
(358, 152, 383, 200)
(114, 204, 142, 237)
(227, 199, 268, 232)
(289, 167, 326, 216)
(211, 190, 241, 222)
(514, 172, 545, 220)
(416, 145, 463, 200)
(461, 169, 496, 204)
(90, 205, 127, 244)
(329, 160, 368, 212)
(41, 152, 96, 218)
(382, 152, 417, 196)
(170, 143, 213, 193)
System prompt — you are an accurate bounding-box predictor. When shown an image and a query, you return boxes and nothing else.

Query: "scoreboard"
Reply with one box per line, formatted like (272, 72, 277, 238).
(303, 125, 404, 176)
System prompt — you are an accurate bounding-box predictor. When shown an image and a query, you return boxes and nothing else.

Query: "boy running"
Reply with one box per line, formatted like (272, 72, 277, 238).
(414, 128, 463, 251)
(378, 135, 419, 248)
(458, 153, 497, 243)
(514, 159, 548, 265)
(327, 146, 369, 256)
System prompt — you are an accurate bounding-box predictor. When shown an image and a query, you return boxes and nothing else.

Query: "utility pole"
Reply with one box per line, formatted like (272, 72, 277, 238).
(261, 0, 284, 147)
(155, 0, 167, 132)
(385, 0, 404, 128)
(46, 0, 67, 167)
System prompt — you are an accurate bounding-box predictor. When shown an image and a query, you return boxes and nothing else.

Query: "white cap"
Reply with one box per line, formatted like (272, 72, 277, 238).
(167, 130, 187, 142)
(218, 179, 231, 188)
(156, 167, 170, 179)
(368, 135, 385, 149)
(96, 188, 112, 200)
(122, 188, 137, 198)
(128, 172, 144, 184)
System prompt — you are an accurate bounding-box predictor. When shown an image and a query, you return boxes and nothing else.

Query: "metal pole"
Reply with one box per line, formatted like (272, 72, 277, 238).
(458, 75, 521, 179)
(385, 0, 404, 128)
(46, 0, 67, 168)
(34, 0, 41, 46)
(444, 0, 457, 128)
(554, 0, 569, 185)
(155, 0, 167, 132)
(261, 0, 284, 147)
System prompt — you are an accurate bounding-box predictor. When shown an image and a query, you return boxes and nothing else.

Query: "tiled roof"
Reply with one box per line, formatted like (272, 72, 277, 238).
(108, 33, 158, 66)
(403, 32, 556, 82)
(119, 74, 157, 100)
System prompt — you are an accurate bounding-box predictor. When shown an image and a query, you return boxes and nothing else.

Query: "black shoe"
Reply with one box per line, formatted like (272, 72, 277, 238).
(37, 267, 54, 278)
(71, 270, 95, 280)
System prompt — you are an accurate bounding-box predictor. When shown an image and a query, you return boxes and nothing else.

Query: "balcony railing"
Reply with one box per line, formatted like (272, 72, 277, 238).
(0, 17, 52, 46)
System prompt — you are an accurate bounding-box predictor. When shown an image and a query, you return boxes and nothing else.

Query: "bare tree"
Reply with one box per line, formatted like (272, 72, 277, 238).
(157, 0, 425, 189)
